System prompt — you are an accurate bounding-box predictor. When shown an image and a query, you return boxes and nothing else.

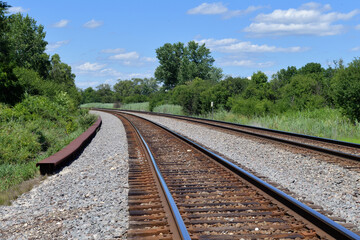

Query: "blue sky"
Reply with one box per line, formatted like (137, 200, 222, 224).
(6, 1, 360, 89)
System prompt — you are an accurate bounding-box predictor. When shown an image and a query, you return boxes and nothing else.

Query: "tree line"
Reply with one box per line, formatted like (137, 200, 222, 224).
(82, 41, 360, 123)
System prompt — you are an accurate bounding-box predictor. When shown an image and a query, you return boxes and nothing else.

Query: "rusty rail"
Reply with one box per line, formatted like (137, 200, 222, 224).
(36, 117, 102, 174)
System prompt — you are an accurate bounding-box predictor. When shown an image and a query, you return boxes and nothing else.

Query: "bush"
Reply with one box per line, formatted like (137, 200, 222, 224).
(332, 58, 360, 122)
(228, 97, 276, 116)
(0, 122, 41, 164)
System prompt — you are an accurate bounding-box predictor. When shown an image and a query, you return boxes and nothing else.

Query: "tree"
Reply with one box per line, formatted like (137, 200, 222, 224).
(0, 2, 22, 104)
(96, 84, 114, 103)
(81, 87, 99, 103)
(6, 13, 50, 78)
(171, 78, 210, 115)
(178, 41, 215, 84)
(114, 78, 159, 102)
(155, 41, 216, 89)
(298, 62, 324, 75)
(155, 42, 184, 89)
(332, 58, 360, 122)
(49, 54, 75, 87)
(0, 1, 10, 63)
(271, 66, 297, 92)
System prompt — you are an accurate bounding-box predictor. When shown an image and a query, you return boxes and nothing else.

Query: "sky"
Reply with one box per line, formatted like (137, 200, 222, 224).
(6, 0, 360, 89)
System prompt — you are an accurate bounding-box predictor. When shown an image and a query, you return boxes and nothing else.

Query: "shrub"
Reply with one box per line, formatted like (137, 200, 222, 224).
(332, 58, 360, 122)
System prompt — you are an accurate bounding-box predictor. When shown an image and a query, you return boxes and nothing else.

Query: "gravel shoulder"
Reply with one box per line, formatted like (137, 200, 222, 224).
(0, 110, 129, 240)
(131, 112, 360, 232)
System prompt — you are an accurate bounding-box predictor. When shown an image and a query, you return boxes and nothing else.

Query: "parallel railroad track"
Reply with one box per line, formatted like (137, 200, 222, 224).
(112, 109, 360, 172)
(106, 110, 360, 239)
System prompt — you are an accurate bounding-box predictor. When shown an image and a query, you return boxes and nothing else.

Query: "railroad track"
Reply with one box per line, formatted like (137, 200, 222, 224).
(112, 109, 360, 172)
(108, 110, 360, 239)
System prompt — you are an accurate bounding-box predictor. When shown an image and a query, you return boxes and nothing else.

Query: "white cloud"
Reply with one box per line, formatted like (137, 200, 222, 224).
(8, 6, 29, 13)
(196, 38, 307, 53)
(107, 50, 156, 66)
(187, 3, 264, 19)
(76, 62, 107, 72)
(46, 40, 70, 52)
(356, 24, 360, 30)
(187, 2, 227, 15)
(109, 51, 140, 60)
(224, 5, 267, 19)
(101, 48, 125, 53)
(52, 19, 70, 28)
(141, 57, 157, 62)
(351, 46, 360, 51)
(220, 59, 274, 68)
(83, 19, 103, 28)
(244, 3, 360, 36)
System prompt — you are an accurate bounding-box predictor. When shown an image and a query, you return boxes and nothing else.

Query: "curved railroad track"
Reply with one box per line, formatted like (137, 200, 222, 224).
(109, 109, 360, 172)
(107, 110, 360, 239)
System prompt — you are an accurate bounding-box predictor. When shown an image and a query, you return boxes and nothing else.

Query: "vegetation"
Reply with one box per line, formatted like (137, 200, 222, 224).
(0, 2, 95, 198)
(79, 39, 360, 144)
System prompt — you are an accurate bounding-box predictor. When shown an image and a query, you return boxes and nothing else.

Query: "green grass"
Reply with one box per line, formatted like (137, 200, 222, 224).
(153, 104, 184, 115)
(202, 107, 360, 143)
(121, 102, 149, 111)
(80, 102, 115, 108)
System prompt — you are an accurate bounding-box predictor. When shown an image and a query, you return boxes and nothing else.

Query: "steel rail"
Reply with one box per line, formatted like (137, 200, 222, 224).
(112, 109, 360, 161)
(122, 111, 360, 240)
(119, 114, 191, 240)
(118, 109, 360, 149)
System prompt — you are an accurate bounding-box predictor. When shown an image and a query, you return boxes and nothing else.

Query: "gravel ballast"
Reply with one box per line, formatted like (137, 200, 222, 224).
(131, 112, 360, 231)
(0, 111, 129, 239)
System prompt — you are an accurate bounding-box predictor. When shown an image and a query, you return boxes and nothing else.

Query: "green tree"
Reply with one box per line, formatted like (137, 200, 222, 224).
(155, 42, 184, 89)
(178, 41, 215, 84)
(0, 1, 22, 104)
(270, 66, 297, 92)
(298, 62, 324, 75)
(171, 78, 210, 115)
(49, 54, 75, 87)
(280, 74, 326, 110)
(96, 84, 114, 103)
(6, 13, 50, 78)
(81, 87, 99, 104)
(332, 58, 360, 122)
(155, 41, 216, 89)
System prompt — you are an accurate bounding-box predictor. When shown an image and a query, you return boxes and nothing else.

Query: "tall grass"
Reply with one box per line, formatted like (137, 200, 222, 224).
(121, 102, 149, 111)
(80, 102, 115, 108)
(204, 107, 360, 142)
(153, 104, 184, 115)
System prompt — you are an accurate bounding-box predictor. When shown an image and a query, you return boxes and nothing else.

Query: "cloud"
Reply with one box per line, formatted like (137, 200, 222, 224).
(187, 2, 227, 15)
(83, 19, 103, 28)
(356, 24, 360, 30)
(244, 3, 360, 37)
(107, 50, 156, 66)
(52, 19, 70, 28)
(76, 62, 107, 72)
(109, 51, 140, 60)
(101, 48, 126, 53)
(187, 2, 264, 19)
(220, 59, 275, 68)
(141, 57, 157, 62)
(8, 6, 29, 13)
(196, 38, 307, 53)
(46, 40, 70, 52)
(351, 46, 360, 51)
